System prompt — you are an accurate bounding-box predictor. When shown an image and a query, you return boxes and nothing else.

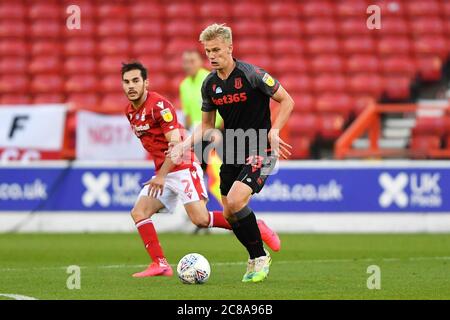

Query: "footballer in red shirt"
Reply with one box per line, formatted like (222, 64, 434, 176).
(122, 61, 280, 278)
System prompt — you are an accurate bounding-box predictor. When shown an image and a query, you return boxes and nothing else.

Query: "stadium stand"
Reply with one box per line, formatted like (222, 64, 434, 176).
(0, 0, 449, 160)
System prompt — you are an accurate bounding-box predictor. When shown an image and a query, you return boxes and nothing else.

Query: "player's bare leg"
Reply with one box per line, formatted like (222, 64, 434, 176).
(223, 181, 275, 283)
(130, 196, 173, 277)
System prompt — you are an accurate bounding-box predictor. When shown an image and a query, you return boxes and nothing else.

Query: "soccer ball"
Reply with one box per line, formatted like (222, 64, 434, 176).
(177, 253, 211, 284)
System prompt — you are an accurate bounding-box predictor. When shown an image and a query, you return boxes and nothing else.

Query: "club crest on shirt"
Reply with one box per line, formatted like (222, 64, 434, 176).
(262, 73, 275, 87)
(140, 109, 146, 121)
(234, 77, 243, 89)
(160, 108, 173, 122)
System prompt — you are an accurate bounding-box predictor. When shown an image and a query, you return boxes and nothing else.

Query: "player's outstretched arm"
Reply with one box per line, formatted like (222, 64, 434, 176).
(144, 129, 181, 198)
(168, 110, 216, 163)
(269, 86, 295, 159)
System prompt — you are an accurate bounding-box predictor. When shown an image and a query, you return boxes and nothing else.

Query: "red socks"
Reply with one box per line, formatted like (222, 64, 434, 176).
(135, 218, 166, 264)
(208, 211, 232, 230)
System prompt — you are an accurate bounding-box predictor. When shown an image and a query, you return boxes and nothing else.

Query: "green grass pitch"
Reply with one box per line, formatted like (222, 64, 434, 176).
(0, 233, 449, 300)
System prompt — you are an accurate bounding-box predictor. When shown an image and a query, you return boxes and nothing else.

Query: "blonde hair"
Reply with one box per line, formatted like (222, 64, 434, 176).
(199, 23, 233, 44)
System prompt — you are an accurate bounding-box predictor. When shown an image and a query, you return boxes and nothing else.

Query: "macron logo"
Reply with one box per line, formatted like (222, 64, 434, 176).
(82, 172, 111, 207)
(378, 173, 408, 208)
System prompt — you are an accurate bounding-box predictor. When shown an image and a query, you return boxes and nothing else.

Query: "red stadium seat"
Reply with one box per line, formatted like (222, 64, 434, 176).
(406, 1, 440, 16)
(346, 55, 380, 73)
(378, 37, 411, 56)
(318, 114, 345, 140)
(372, 1, 404, 17)
(232, 20, 267, 37)
(0, 57, 27, 73)
(279, 74, 312, 93)
(353, 95, 376, 115)
(338, 18, 372, 36)
(304, 18, 337, 36)
(342, 36, 376, 55)
(232, 3, 265, 19)
(381, 56, 417, 77)
(148, 74, 169, 93)
(414, 36, 448, 60)
(64, 57, 96, 75)
(269, 19, 301, 37)
(311, 55, 344, 74)
(65, 75, 98, 93)
(271, 39, 305, 56)
(290, 93, 316, 114)
(62, 20, 96, 38)
(135, 55, 165, 73)
(383, 75, 412, 100)
(378, 18, 409, 36)
(28, 56, 61, 74)
(301, 1, 334, 17)
(348, 73, 383, 98)
(166, 39, 201, 57)
(288, 113, 319, 139)
(0, 94, 31, 105)
(272, 56, 309, 74)
(166, 3, 197, 19)
(0, 75, 28, 93)
(0, 40, 28, 56)
(66, 93, 99, 110)
(313, 74, 347, 93)
(31, 41, 60, 56)
(64, 1, 96, 19)
(97, 4, 127, 18)
(413, 117, 447, 136)
(129, 2, 164, 19)
(410, 18, 445, 36)
(99, 56, 129, 74)
(64, 38, 96, 56)
(410, 135, 441, 158)
(166, 20, 197, 38)
(336, 0, 368, 17)
(30, 20, 60, 38)
(0, 3, 26, 19)
(199, 3, 231, 19)
(100, 74, 123, 93)
(0, 19, 27, 38)
(235, 38, 268, 55)
(32, 93, 65, 104)
(307, 37, 340, 54)
(29, 3, 60, 19)
(268, 2, 299, 18)
(132, 38, 164, 56)
(316, 93, 353, 119)
(98, 38, 130, 56)
(97, 19, 129, 37)
(415, 56, 442, 82)
(443, 2, 450, 18)
(289, 136, 312, 159)
(100, 93, 129, 113)
(130, 20, 163, 37)
(30, 74, 64, 94)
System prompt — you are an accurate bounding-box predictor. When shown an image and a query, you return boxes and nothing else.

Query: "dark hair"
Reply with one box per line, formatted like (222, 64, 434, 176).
(121, 61, 147, 80)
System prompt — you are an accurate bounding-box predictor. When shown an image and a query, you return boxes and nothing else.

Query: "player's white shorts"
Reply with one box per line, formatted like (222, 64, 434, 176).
(137, 162, 208, 212)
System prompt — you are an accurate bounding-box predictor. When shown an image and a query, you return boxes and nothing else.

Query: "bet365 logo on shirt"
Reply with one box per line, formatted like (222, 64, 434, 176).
(212, 92, 247, 106)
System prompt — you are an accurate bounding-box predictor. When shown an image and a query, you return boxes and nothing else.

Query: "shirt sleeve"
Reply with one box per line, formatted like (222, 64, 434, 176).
(247, 66, 281, 97)
(201, 78, 217, 112)
(152, 98, 180, 134)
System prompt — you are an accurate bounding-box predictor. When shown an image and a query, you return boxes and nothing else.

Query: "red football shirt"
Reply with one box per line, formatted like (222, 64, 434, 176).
(125, 91, 195, 173)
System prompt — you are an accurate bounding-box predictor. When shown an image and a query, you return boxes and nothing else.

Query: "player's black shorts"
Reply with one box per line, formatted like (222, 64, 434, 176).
(219, 154, 277, 196)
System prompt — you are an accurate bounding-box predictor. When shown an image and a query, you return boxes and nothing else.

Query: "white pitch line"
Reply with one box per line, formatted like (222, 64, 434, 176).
(0, 294, 38, 300)
(0, 256, 449, 273)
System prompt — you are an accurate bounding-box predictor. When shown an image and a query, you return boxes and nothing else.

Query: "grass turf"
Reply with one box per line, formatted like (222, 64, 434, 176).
(0, 233, 449, 300)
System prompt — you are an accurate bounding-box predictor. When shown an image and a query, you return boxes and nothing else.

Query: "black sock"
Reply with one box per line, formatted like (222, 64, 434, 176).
(230, 211, 266, 259)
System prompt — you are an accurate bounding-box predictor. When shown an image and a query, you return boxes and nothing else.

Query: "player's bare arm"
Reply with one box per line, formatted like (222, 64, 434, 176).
(168, 110, 216, 164)
(269, 86, 294, 160)
(145, 129, 182, 198)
